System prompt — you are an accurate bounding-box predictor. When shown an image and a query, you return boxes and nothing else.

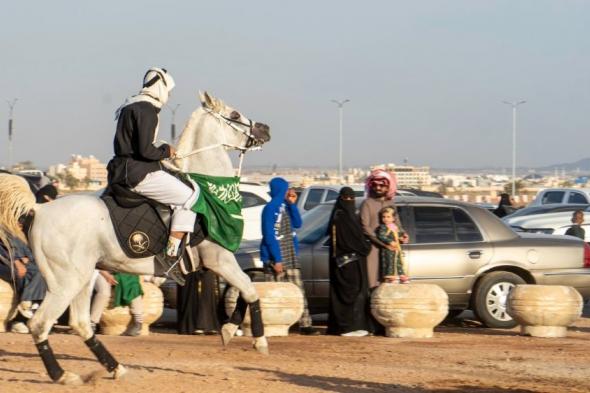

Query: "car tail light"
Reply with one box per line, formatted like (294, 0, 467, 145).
(584, 243, 590, 268)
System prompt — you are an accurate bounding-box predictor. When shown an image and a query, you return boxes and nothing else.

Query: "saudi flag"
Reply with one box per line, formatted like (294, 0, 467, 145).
(185, 173, 244, 252)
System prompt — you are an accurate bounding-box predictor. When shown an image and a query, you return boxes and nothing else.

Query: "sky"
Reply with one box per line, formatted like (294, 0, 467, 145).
(1, 1, 589, 171)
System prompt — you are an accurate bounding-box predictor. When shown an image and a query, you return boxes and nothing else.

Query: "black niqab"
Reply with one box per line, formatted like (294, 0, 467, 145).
(328, 187, 370, 257)
(327, 188, 372, 335)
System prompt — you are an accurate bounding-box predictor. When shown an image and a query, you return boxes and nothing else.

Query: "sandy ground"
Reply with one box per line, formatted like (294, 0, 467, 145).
(1, 310, 589, 393)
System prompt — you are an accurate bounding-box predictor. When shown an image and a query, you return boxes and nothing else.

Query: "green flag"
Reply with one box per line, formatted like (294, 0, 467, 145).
(185, 173, 244, 252)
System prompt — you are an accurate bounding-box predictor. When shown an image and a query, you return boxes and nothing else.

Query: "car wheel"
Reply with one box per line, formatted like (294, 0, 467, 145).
(473, 271, 525, 328)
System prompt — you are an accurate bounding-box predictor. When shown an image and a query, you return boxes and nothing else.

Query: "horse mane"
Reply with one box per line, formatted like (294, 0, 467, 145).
(0, 174, 36, 247)
(176, 91, 228, 156)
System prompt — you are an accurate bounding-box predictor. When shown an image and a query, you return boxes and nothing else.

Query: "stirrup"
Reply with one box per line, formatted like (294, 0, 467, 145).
(156, 253, 186, 286)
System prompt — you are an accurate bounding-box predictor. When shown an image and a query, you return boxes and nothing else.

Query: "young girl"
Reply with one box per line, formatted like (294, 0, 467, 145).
(376, 206, 409, 284)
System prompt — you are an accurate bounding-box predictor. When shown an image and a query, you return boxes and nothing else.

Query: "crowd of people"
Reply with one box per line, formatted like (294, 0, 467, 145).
(1, 169, 588, 338)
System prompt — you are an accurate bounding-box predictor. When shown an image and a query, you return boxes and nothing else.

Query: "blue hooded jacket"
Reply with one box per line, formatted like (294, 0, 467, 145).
(259, 177, 302, 264)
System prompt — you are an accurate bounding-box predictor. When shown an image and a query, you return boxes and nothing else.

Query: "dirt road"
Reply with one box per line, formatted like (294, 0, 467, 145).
(1, 314, 589, 393)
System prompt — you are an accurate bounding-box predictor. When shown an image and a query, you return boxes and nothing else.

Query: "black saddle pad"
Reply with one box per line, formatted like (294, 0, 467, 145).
(102, 195, 169, 258)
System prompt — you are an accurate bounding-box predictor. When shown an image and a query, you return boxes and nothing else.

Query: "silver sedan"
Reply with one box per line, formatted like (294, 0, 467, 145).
(236, 197, 590, 328)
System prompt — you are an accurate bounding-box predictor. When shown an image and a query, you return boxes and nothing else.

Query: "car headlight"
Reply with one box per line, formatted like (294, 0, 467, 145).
(524, 228, 554, 234)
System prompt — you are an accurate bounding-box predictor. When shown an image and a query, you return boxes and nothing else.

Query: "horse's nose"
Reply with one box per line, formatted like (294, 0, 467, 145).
(254, 123, 271, 142)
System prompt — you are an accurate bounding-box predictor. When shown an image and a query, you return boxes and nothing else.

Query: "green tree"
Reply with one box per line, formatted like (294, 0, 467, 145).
(503, 180, 524, 195)
(64, 173, 80, 190)
(559, 180, 574, 188)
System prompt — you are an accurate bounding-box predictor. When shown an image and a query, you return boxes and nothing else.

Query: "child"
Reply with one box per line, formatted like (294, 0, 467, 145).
(376, 206, 409, 284)
(565, 210, 585, 240)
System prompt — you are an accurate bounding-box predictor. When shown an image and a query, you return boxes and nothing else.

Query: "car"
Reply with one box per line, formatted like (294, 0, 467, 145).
(236, 197, 590, 328)
(504, 204, 590, 240)
(529, 188, 590, 206)
(297, 184, 442, 213)
(239, 182, 271, 240)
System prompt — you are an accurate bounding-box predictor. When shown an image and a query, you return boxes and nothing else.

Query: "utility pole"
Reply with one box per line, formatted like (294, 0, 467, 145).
(167, 104, 180, 144)
(330, 99, 350, 182)
(7, 99, 17, 171)
(502, 100, 526, 197)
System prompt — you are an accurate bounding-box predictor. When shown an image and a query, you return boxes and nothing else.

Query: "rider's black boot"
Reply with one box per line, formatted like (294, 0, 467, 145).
(156, 236, 187, 286)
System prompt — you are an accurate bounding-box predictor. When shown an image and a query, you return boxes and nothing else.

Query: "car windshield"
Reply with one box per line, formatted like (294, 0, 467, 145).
(299, 203, 334, 244)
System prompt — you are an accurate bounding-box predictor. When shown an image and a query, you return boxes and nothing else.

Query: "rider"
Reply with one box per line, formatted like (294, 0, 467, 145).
(107, 67, 199, 266)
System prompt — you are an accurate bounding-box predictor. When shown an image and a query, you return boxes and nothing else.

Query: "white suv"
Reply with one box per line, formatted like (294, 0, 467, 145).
(530, 188, 590, 206)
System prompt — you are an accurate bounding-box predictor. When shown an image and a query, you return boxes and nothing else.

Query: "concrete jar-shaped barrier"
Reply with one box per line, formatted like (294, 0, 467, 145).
(100, 281, 164, 336)
(0, 280, 17, 332)
(371, 283, 448, 338)
(225, 282, 304, 337)
(507, 284, 583, 338)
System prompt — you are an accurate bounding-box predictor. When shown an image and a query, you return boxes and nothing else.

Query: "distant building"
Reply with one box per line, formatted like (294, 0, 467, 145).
(376, 164, 431, 188)
(48, 154, 108, 189)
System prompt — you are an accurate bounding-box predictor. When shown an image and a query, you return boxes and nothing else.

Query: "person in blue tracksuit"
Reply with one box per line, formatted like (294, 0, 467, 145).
(260, 177, 318, 335)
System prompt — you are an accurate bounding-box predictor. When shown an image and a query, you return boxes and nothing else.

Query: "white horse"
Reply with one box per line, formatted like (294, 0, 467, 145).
(0, 92, 271, 385)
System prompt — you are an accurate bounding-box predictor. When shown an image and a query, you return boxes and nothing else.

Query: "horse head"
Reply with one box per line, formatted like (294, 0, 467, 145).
(173, 92, 271, 176)
(199, 91, 271, 149)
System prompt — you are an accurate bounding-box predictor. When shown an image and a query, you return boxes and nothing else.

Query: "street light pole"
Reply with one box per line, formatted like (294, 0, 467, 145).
(167, 104, 181, 144)
(502, 100, 526, 197)
(331, 99, 350, 182)
(7, 98, 17, 171)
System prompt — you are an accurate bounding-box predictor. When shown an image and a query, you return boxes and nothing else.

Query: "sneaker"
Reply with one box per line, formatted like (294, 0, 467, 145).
(11, 321, 30, 334)
(299, 326, 320, 336)
(18, 301, 34, 319)
(400, 275, 411, 284)
(122, 322, 142, 337)
(341, 330, 369, 337)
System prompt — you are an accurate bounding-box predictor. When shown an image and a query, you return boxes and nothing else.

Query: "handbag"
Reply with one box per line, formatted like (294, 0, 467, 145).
(332, 223, 359, 268)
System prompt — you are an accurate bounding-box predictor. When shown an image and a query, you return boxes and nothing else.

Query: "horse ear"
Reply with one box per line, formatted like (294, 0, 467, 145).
(200, 91, 214, 109)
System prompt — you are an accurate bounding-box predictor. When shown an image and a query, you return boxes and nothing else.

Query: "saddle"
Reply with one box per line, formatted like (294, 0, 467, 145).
(101, 183, 206, 285)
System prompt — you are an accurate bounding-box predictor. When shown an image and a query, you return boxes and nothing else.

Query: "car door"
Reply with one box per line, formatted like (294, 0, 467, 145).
(567, 191, 589, 204)
(401, 205, 493, 307)
(307, 236, 330, 312)
(541, 191, 565, 205)
(302, 188, 325, 212)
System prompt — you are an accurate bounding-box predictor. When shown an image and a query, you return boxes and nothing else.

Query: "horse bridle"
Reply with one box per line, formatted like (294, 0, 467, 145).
(213, 109, 260, 149)
(170, 108, 263, 176)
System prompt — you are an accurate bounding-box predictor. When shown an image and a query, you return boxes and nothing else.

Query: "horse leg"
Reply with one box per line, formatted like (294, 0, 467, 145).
(68, 280, 127, 380)
(198, 243, 268, 354)
(28, 290, 84, 385)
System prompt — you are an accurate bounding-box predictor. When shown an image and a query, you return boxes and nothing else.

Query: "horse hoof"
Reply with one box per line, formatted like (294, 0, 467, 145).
(58, 371, 84, 385)
(253, 337, 269, 355)
(221, 323, 239, 346)
(113, 364, 128, 380)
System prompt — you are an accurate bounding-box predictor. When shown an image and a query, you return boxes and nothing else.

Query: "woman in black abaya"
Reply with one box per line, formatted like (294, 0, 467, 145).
(326, 187, 372, 336)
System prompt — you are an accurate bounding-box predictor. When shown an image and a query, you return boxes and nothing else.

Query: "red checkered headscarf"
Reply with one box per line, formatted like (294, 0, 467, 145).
(365, 169, 397, 199)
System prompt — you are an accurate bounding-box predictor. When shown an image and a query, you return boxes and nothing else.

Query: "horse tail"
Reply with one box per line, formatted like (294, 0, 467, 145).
(0, 174, 37, 249)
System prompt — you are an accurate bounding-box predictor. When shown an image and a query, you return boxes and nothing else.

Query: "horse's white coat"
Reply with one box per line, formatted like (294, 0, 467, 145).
(21, 92, 269, 380)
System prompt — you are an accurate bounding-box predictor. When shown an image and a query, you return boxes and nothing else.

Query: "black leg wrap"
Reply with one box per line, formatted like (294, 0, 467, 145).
(249, 300, 265, 338)
(228, 295, 249, 325)
(84, 335, 119, 372)
(35, 340, 65, 382)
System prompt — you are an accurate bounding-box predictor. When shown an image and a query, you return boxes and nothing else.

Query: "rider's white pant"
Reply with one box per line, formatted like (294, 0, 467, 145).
(131, 170, 199, 233)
